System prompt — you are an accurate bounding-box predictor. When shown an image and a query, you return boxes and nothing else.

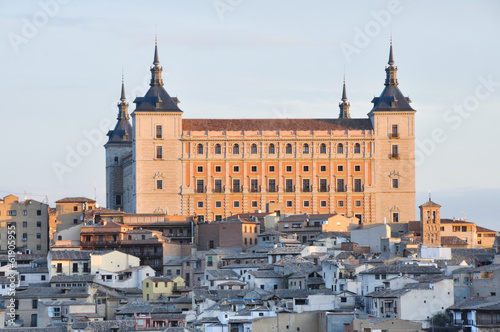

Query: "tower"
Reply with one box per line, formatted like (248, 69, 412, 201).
(105, 78, 133, 210)
(420, 199, 442, 247)
(368, 41, 416, 223)
(338, 77, 351, 119)
(130, 41, 184, 214)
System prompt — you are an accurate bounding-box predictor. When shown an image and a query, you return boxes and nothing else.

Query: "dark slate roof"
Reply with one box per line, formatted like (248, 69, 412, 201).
(183, 118, 373, 132)
(370, 84, 415, 113)
(10, 286, 88, 299)
(441, 236, 468, 246)
(50, 250, 91, 260)
(87, 320, 136, 332)
(360, 264, 443, 275)
(134, 84, 182, 113)
(106, 117, 132, 144)
(116, 302, 182, 315)
(248, 270, 283, 278)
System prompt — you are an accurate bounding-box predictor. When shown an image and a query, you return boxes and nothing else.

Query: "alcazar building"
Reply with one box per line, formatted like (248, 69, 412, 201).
(105, 42, 416, 224)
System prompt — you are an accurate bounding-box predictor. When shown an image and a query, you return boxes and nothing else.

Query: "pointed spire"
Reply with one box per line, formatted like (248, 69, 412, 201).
(150, 37, 164, 87)
(120, 73, 126, 101)
(388, 36, 395, 66)
(153, 36, 160, 66)
(117, 76, 129, 121)
(384, 38, 398, 86)
(341, 74, 347, 102)
(338, 75, 351, 119)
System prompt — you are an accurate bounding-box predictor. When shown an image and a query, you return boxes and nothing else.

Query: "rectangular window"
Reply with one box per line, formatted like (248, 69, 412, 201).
(233, 166, 240, 173)
(354, 165, 361, 172)
(392, 178, 399, 188)
(156, 179, 163, 190)
(392, 212, 399, 223)
(286, 165, 293, 172)
(233, 201, 240, 208)
(251, 165, 258, 172)
(303, 165, 310, 172)
(156, 125, 162, 138)
(319, 179, 328, 192)
(8, 210, 16, 216)
(355, 214, 363, 223)
(285, 179, 294, 192)
(37, 233, 41, 239)
(286, 200, 293, 208)
(232, 179, 241, 192)
(215, 215, 222, 221)
(23, 210, 27, 216)
(196, 179, 205, 193)
(391, 124, 399, 138)
(354, 200, 362, 207)
(215, 201, 222, 208)
(354, 179, 362, 192)
(197, 166, 203, 173)
(251, 201, 258, 208)
(337, 200, 344, 208)
(37, 221, 41, 227)
(320, 200, 327, 207)
(73, 219, 78, 224)
(269, 165, 275, 172)
(337, 165, 344, 172)
(302, 179, 310, 192)
(214, 179, 222, 193)
(57, 263, 62, 273)
(250, 179, 259, 192)
(303, 200, 310, 208)
(336, 179, 345, 192)
(320, 165, 327, 172)
(72, 263, 78, 273)
(156, 146, 163, 159)
(268, 179, 277, 192)
(215, 165, 222, 173)
(37, 210, 41, 216)
(462, 226, 467, 232)
(22, 233, 28, 241)
(23, 221, 28, 228)
(197, 201, 204, 208)
(32, 299, 38, 309)
(37, 244, 42, 250)
(391, 145, 399, 159)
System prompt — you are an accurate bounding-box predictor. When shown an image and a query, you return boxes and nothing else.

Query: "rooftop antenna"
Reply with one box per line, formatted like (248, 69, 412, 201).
(428, 190, 431, 201)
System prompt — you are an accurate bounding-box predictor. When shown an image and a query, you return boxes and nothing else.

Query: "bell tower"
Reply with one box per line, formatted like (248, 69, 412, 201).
(420, 198, 442, 247)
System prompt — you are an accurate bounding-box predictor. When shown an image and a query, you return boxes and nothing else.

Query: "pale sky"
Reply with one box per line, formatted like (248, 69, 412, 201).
(1, 1, 499, 230)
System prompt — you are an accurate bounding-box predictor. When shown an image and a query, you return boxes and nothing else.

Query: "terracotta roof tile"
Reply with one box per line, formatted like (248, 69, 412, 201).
(182, 118, 373, 132)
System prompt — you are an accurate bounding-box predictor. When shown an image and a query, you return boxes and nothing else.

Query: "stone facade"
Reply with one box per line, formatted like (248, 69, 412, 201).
(106, 43, 416, 224)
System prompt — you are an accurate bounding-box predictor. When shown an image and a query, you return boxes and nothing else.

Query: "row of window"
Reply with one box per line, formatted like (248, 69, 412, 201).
(193, 142, 362, 155)
(156, 178, 399, 191)
(196, 164, 362, 173)
(0, 244, 43, 251)
(2, 209, 43, 216)
(195, 198, 363, 209)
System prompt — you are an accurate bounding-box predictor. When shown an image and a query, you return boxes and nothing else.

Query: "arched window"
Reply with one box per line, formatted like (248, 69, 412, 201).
(114, 156, 119, 165)
(286, 143, 292, 154)
(320, 143, 327, 154)
(233, 144, 240, 154)
(303, 143, 309, 154)
(251, 144, 257, 154)
(197, 144, 204, 154)
(354, 143, 361, 154)
(337, 143, 344, 154)
(268, 143, 275, 154)
(215, 144, 221, 154)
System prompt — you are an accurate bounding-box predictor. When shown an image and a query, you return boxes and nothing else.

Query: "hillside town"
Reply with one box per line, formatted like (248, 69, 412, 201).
(1, 36, 499, 332)
(1, 191, 499, 332)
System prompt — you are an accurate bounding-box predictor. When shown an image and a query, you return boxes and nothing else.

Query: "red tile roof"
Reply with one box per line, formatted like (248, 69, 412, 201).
(182, 118, 373, 131)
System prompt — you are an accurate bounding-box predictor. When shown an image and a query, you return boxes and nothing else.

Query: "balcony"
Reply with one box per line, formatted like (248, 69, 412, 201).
(390, 133, 400, 139)
(195, 186, 207, 193)
(353, 185, 364, 193)
(302, 186, 312, 193)
(390, 153, 400, 160)
(285, 186, 295, 193)
(336, 185, 346, 193)
(231, 186, 243, 193)
(453, 319, 474, 325)
(250, 185, 261, 193)
(267, 186, 278, 193)
(319, 185, 329, 193)
(213, 186, 224, 193)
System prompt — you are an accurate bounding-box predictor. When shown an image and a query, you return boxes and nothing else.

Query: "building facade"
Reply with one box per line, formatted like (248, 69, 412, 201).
(106, 42, 416, 224)
(0, 195, 49, 255)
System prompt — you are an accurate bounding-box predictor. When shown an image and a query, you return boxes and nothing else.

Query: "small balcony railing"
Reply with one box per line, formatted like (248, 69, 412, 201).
(232, 186, 243, 193)
(390, 153, 400, 160)
(390, 133, 400, 139)
(195, 186, 207, 193)
(267, 186, 278, 193)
